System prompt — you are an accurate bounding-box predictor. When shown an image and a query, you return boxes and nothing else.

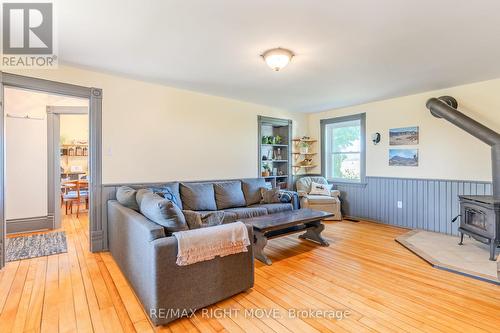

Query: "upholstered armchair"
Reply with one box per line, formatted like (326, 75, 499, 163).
(296, 176, 342, 220)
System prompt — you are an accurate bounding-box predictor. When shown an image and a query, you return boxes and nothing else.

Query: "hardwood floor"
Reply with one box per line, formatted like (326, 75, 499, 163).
(1, 211, 499, 332)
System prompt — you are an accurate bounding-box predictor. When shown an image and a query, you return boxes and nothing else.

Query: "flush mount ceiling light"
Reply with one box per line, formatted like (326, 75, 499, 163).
(261, 48, 294, 71)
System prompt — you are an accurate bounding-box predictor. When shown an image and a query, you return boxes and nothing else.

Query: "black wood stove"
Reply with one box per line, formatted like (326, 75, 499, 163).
(458, 195, 500, 260)
(426, 96, 500, 261)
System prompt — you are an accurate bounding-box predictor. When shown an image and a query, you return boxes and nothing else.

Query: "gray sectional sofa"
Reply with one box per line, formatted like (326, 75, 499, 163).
(107, 178, 298, 325)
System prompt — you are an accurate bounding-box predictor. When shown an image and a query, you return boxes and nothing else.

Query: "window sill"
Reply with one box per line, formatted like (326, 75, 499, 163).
(327, 180, 368, 187)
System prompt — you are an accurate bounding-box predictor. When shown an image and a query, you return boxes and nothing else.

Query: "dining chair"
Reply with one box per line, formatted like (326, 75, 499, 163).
(61, 177, 72, 207)
(62, 180, 89, 217)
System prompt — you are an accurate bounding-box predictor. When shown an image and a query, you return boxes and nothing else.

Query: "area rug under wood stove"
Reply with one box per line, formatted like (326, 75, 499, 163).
(5, 231, 67, 262)
(396, 230, 499, 285)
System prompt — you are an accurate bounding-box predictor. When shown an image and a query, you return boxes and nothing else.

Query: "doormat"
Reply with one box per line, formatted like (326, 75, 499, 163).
(6, 231, 67, 261)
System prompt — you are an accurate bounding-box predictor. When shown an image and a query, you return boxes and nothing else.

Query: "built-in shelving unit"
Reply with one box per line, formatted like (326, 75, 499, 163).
(61, 144, 89, 157)
(258, 116, 292, 189)
(261, 144, 289, 147)
(292, 139, 317, 143)
(60, 144, 88, 180)
(292, 137, 317, 175)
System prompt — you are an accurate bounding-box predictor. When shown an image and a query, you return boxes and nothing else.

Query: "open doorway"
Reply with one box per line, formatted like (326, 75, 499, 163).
(49, 107, 89, 229)
(3, 88, 89, 262)
(5, 88, 89, 233)
(0, 72, 103, 269)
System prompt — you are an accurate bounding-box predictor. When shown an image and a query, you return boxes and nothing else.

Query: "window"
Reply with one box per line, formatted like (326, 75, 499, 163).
(321, 113, 365, 182)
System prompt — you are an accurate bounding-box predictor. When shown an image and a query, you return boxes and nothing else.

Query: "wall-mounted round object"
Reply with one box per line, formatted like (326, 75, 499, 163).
(371, 132, 381, 145)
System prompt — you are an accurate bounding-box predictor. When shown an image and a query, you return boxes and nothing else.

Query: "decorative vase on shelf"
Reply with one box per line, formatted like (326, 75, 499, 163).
(275, 148, 282, 160)
(262, 170, 270, 177)
(299, 140, 311, 154)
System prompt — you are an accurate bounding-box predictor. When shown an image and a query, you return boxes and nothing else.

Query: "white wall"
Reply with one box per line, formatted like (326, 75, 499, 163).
(5, 87, 87, 220)
(7, 65, 500, 186)
(60, 114, 89, 174)
(308, 79, 500, 182)
(8, 65, 307, 184)
(60, 114, 88, 144)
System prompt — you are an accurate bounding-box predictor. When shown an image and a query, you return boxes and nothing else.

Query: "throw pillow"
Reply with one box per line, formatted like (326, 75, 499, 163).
(148, 182, 182, 209)
(260, 188, 281, 204)
(180, 183, 217, 211)
(140, 192, 188, 234)
(214, 181, 246, 210)
(116, 186, 140, 211)
(150, 186, 180, 207)
(183, 210, 225, 230)
(309, 182, 333, 196)
(279, 191, 293, 203)
(241, 178, 267, 205)
(136, 188, 153, 208)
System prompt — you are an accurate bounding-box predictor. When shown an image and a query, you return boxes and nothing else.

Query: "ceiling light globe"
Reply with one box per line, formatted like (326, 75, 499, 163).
(262, 48, 294, 71)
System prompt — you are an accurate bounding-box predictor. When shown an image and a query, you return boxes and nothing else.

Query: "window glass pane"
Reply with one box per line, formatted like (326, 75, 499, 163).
(330, 153, 360, 180)
(331, 125, 360, 153)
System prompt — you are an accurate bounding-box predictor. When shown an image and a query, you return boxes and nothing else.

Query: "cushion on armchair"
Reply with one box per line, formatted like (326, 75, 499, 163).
(304, 195, 338, 204)
(296, 176, 330, 194)
(309, 182, 333, 196)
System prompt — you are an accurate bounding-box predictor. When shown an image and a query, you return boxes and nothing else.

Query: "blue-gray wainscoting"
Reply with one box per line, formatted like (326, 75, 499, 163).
(334, 176, 492, 236)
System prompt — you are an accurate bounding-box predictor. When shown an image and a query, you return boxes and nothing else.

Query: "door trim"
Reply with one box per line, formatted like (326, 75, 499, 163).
(0, 72, 103, 269)
(47, 111, 59, 230)
(0, 72, 5, 268)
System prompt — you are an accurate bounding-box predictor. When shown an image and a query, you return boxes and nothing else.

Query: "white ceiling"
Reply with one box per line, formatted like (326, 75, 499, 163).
(59, 0, 500, 113)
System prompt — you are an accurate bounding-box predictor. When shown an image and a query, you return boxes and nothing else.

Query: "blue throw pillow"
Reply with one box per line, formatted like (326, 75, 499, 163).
(279, 191, 292, 203)
(149, 186, 179, 207)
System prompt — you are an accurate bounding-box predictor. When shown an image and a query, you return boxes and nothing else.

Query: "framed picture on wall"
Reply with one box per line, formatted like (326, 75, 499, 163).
(389, 126, 419, 145)
(389, 149, 419, 166)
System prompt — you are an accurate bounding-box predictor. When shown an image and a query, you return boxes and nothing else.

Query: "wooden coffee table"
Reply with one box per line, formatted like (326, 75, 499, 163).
(241, 208, 333, 265)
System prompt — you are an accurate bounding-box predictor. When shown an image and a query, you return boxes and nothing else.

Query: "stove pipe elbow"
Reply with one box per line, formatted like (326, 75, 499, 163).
(426, 96, 500, 197)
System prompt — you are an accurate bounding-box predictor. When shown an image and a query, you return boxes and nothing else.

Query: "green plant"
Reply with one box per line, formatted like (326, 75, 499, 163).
(299, 141, 310, 149)
(263, 163, 271, 171)
(275, 135, 282, 144)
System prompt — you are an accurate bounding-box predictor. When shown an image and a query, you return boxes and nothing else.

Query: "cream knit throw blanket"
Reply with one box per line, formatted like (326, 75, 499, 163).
(173, 221, 250, 266)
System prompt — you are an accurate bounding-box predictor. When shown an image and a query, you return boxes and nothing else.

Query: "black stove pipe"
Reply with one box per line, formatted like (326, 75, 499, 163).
(426, 96, 500, 197)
